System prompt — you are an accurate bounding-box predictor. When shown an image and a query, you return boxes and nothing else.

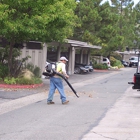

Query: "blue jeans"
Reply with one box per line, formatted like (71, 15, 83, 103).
(47, 77, 67, 103)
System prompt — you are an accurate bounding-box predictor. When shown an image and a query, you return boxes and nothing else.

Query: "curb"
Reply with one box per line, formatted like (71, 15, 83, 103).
(0, 83, 43, 89)
(94, 69, 109, 72)
(94, 69, 120, 72)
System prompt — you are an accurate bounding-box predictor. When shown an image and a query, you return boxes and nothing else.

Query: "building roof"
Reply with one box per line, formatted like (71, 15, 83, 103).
(66, 39, 102, 49)
(28, 39, 102, 49)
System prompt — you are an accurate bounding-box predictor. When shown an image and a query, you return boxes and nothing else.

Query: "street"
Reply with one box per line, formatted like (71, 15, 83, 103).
(0, 67, 139, 140)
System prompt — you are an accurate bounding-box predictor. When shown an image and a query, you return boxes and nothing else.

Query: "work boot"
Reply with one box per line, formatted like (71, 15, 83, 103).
(62, 100, 69, 105)
(47, 101, 55, 105)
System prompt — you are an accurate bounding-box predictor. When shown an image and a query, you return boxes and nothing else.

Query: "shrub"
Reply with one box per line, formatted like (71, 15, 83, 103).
(19, 69, 34, 80)
(94, 63, 108, 69)
(4, 77, 17, 84)
(111, 52, 122, 61)
(110, 56, 116, 66)
(16, 77, 42, 85)
(25, 63, 34, 73)
(0, 64, 9, 80)
(110, 56, 123, 68)
(113, 60, 123, 68)
(3, 77, 42, 85)
(33, 66, 41, 78)
(32, 77, 42, 84)
(16, 77, 34, 85)
(25, 63, 41, 78)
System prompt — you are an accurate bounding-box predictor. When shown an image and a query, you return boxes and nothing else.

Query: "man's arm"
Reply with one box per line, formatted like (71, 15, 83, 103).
(62, 63, 69, 78)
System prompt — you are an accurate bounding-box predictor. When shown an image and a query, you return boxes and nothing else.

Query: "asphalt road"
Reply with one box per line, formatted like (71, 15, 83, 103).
(0, 67, 137, 140)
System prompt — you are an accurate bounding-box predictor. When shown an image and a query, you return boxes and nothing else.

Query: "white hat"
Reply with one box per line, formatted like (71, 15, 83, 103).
(60, 56, 68, 61)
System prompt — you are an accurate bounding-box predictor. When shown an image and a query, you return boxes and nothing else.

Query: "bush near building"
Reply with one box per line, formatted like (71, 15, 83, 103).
(94, 63, 108, 70)
(110, 56, 124, 68)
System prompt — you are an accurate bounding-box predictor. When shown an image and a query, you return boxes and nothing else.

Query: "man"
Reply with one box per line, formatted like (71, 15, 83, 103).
(47, 56, 69, 105)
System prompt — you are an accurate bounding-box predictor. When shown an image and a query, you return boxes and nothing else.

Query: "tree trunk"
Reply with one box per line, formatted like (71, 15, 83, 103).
(8, 41, 15, 76)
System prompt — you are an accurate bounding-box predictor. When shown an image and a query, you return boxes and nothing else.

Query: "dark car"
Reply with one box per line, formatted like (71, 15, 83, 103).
(121, 60, 129, 67)
(74, 65, 89, 74)
(74, 62, 93, 74)
(128, 54, 140, 90)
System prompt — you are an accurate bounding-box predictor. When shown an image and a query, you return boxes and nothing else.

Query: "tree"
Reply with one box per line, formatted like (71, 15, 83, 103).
(110, 0, 136, 51)
(71, 0, 102, 45)
(97, 2, 122, 57)
(134, 2, 140, 49)
(71, 0, 121, 58)
(0, 0, 77, 76)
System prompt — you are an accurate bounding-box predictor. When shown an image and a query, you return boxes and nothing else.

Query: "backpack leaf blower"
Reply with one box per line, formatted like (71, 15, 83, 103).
(42, 63, 79, 98)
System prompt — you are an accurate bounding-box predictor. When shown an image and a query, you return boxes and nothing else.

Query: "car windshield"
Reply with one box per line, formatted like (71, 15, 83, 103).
(130, 57, 138, 61)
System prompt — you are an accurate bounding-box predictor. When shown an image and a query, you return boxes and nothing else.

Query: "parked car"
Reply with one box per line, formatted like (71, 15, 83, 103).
(121, 60, 129, 67)
(128, 55, 140, 90)
(75, 62, 93, 72)
(102, 58, 111, 67)
(74, 62, 93, 74)
(74, 65, 89, 74)
(129, 56, 138, 67)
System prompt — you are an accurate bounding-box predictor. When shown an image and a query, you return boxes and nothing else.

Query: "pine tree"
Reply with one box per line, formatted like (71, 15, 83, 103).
(134, 2, 140, 49)
(110, 0, 136, 51)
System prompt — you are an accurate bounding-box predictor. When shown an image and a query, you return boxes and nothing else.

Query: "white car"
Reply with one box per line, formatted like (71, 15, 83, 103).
(129, 56, 138, 67)
(102, 58, 111, 67)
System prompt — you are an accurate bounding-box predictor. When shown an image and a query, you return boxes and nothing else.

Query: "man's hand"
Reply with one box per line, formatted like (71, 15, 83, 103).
(65, 75, 69, 79)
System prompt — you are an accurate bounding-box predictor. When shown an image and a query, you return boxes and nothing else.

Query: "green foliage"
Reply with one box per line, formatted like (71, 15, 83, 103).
(111, 52, 122, 61)
(113, 60, 123, 68)
(94, 63, 108, 70)
(0, 78, 3, 84)
(72, 0, 124, 57)
(0, 46, 30, 77)
(110, 56, 116, 66)
(133, 2, 140, 49)
(110, 0, 136, 51)
(0, 0, 77, 43)
(73, 0, 139, 57)
(0, 64, 9, 80)
(110, 56, 123, 68)
(4, 77, 17, 85)
(16, 77, 42, 85)
(32, 77, 42, 84)
(33, 66, 41, 78)
(3, 77, 42, 85)
(25, 63, 34, 73)
(72, 0, 102, 45)
(25, 63, 41, 78)
(0, 0, 77, 78)
(16, 78, 34, 85)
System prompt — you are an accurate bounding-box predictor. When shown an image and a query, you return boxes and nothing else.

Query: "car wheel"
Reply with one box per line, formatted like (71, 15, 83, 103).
(89, 69, 93, 72)
(74, 67, 81, 74)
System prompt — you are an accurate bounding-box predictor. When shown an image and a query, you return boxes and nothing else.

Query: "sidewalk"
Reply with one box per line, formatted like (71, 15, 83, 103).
(82, 86, 140, 140)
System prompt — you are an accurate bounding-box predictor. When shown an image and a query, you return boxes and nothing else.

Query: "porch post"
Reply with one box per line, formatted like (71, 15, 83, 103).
(57, 44, 61, 62)
(42, 43, 47, 72)
(80, 49, 83, 63)
(71, 47, 75, 74)
(87, 49, 90, 65)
